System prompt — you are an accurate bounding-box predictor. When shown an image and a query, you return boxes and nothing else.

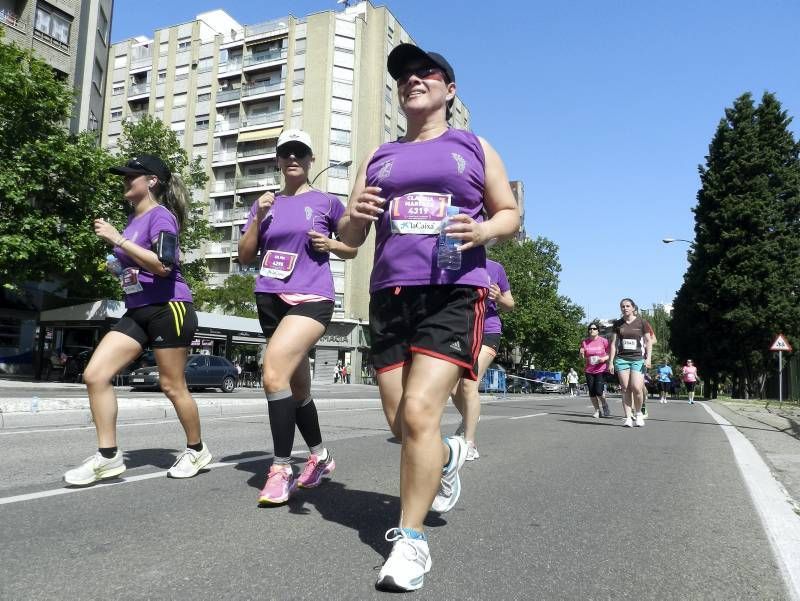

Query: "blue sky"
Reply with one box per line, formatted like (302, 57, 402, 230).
(112, 0, 800, 319)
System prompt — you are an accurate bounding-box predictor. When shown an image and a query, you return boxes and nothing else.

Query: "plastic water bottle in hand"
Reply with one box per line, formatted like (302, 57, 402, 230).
(437, 205, 462, 270)
(106, 254, 122, 275)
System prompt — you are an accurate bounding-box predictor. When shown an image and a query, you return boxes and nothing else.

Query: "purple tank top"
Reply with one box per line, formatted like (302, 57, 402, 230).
(365, 128, 489, 293)
(483, 259, 510, 334)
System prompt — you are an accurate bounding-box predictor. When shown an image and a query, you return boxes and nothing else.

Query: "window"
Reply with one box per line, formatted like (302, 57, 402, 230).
(112, 82, 124, 95)
(160, 41, 169, 55)
(197, 92, 211, 103)
(171, 121, 185, 135)
(334, 35, 355, 52)
(334, 293, 344, 311)
(196, 115, 210, 130)
(330, 129, 350, 145)
(293, 68, 305, 83)
(177, 37, 191, 50)
(173, 93, 187, 108)
(331, 97, 352, 114)
(175, 65, 189, 81)
(110, 109, 122, 121)
(97, 7, 109, 44)
(333, 50, 354, 69)
(294, 38, 306, 54)
(332, 66, 353, 82)
(89, 111, 98, 131)
(157, 69, 166, 82)
(332, 81, 353, 100)
(196, 56, 213, 72)
(114, 55, 126, 69)
(35, 4, 71, 46)
(92, 58, 104, 92)
(155, 97, 165, 111)
(327, 160, 350, 178)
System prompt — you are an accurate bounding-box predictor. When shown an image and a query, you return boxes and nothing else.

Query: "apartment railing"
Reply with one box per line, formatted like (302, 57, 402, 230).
(241, 110, 283, 128)
(211, 207, 250, 222)
(218, 60, 243, 75)
(211, 151, 238, 163)
(243, 48, 287, 67)
(215, 88, 241, 103)
(237, 145, 276, 158)
(214, 120, 240, 133)
(236, 175, 280, 190)
(128, 82, 150, 96)
(241, 79, 285, 98)
(244, 18, 288, 38)
(210, 179, 236, 193)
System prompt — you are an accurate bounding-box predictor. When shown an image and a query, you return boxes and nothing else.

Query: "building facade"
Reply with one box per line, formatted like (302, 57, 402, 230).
(0, 0, 113, 134)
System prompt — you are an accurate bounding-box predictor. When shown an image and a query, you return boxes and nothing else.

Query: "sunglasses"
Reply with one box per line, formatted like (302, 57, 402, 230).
(396, 66, 447, 86)
(588, 327, 598, 331)
(277, 145, 311, 159)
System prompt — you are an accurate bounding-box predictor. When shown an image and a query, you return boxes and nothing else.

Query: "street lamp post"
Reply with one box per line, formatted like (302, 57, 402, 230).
(310, 160, 353, 186)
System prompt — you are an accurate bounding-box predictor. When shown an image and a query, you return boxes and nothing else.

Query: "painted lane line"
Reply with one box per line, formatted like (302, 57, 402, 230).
(701, 403, 800, 601)
(509, 412, 548, 420)
(0, 450, 309, 507)
(0, 406, 381, 436)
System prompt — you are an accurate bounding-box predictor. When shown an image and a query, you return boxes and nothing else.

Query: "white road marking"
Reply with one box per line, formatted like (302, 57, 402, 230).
(702, 403, 800, 601)
(509, 412, 548, 420)
(0, 450, 311, 506)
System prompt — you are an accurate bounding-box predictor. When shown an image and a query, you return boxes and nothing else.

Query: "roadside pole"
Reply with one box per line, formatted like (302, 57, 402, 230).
(769, 334, 792, 409)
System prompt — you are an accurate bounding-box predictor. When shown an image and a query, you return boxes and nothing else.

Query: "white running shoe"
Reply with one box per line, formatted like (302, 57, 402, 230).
(431, 436, 467, 513)
(465, 441, 480, 461)
(64, 450, 126, 486)
(635, 412, 645, 427)
(592, 409, 600, 419)
(376, 528, 431, 591)
(168, 444, 212, 478)
(623, 417, 633, 428)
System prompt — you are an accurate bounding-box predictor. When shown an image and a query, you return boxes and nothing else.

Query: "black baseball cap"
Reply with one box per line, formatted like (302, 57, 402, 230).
(387, 43, 455, 83)
(109, 154, 171, 182)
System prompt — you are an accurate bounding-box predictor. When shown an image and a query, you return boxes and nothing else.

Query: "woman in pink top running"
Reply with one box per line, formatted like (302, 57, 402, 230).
(580, 322, 610, 418)
(681, 359, 700, 404)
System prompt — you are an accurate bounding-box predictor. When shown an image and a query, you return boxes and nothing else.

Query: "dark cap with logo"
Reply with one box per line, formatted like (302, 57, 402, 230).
(108, 154, 171, 182)
(387, 43, 455, 83)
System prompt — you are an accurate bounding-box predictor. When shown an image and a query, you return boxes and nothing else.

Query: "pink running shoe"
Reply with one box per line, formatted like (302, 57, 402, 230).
(258, 465, 295, 505)
(297, 451, 336, 489)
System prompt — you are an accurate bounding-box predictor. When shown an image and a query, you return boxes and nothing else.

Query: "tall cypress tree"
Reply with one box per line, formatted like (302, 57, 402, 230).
(671, 92, 800, 398)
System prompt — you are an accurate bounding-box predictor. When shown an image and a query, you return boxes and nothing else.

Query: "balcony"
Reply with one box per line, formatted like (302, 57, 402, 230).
(240, 110, 283, 129)
(211, 150, 238, 164)
(241, 79, 285, 100)
(236, 175, 280, 192)
(209, 179, 236, 196)
(218, 60, 242, 76)
(128, 82, 150, 98)
(210, 207, 250, 223)
(126, 110, 148, 123)
(238, 144, 276, 161)
(214, 120, 240, 136)
(216, 88, 241, 105)
(244, 18, 288, 40)
(206, 242, 234, 256)
(243, 49, 287, 69)
(1, 9, 25, 32)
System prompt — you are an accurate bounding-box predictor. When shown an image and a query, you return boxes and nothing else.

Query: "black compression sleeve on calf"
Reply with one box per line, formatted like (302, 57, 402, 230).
(295, 398, 322, 450)
(266, 390, 296, 460)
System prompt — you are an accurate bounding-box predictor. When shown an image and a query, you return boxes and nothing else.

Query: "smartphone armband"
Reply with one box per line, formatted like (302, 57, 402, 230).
(154, 231, 178, 266)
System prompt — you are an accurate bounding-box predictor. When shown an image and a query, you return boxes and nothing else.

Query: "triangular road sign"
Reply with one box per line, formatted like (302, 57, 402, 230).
(770, 334, 793, 352)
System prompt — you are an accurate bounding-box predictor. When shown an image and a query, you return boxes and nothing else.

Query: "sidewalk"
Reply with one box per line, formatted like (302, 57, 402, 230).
(710, 399, 800, 511)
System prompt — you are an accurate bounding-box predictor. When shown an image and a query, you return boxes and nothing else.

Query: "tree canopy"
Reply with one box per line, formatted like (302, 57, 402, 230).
(670, 92, 800, 398)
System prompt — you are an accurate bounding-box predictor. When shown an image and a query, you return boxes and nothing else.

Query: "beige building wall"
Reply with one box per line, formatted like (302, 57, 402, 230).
(100, 1, 472, 323)
(1, 0, 113, 134)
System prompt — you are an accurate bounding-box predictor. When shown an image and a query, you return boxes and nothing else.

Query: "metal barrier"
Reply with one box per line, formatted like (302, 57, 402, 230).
(480, 368, 507, 394)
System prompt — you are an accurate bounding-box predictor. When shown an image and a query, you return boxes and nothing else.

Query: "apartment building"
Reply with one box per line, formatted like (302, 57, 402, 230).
(0, 0, 114, 134)
(101, 2, 471, 382)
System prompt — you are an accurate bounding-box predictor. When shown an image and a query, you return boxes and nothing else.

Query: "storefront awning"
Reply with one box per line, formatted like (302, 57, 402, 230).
(238, 126, 281, 143)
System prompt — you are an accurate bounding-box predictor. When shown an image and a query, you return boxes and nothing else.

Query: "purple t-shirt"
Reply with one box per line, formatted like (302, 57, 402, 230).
(483, 259, 510, 334)
(365, 128, 489, 293)
(242, 189, 345, 299)
(114, 205, 192, 309)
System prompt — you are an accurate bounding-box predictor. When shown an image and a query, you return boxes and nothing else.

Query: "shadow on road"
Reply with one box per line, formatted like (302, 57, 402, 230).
(123, 447, 183, 470)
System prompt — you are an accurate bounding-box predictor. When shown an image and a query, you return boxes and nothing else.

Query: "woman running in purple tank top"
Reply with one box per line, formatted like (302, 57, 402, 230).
(238, 130, 357, 505)
(338, 44, 520, 592)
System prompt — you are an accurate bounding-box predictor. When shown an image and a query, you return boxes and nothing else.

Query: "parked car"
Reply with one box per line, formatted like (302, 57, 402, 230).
(534, 379, 565, 394)
(129, 354, 238, 393)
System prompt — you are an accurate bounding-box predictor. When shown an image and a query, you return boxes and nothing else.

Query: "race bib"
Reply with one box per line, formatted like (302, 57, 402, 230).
(390, 192, 450, 235)
(260, 250, 298, 280)
(589, 355, 600, 365)
(622, 338, 638, 351)
(120, 268, 143, 295)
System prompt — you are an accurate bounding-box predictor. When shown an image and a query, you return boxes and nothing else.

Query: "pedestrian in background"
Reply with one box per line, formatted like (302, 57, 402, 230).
(566, 368, 579, 397)
(608, 298, 653, 428)
(580, 322, 610, 418)
(452, 258, 515, 460)
(238, 129, 357, 505)
(656, 362, 673, 403)
(681, 359, 700, 404)
(338, 43, 520, 591)
(64, 154, 211, 486)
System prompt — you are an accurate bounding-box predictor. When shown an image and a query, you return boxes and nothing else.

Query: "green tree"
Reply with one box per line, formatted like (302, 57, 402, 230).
(117, 115, 213, 289)
(640, 304, 674, 367)
(0, 34, 121, 303)
(671, 92, 800, 398)
(489, 238, 585, 372)
(193, 274, 257, 318)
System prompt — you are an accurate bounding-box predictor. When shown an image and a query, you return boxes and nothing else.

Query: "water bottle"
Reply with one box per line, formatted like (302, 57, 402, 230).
(437, 206, 462, 270)
(106, 253, 122, 275)
(31, 395, 39, 414)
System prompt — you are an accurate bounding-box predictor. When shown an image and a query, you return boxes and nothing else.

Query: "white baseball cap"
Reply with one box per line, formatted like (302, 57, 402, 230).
(276, 129, 313, 154)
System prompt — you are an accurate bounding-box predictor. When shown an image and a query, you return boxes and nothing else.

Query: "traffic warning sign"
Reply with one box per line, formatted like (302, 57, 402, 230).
(770, 334, 793, 352)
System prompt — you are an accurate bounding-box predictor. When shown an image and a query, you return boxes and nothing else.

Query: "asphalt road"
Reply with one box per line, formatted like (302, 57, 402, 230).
(0, 394, 791, 600)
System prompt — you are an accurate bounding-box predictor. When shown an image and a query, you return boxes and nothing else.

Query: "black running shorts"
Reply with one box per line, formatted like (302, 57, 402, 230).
(369, 285, 487, 380)
(482, 332, 501, 354)
(111, 302, 198, 348)
(585, 372, 605, 398)
(255, 293, 334, 338)
(684, 381, 695, 392)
